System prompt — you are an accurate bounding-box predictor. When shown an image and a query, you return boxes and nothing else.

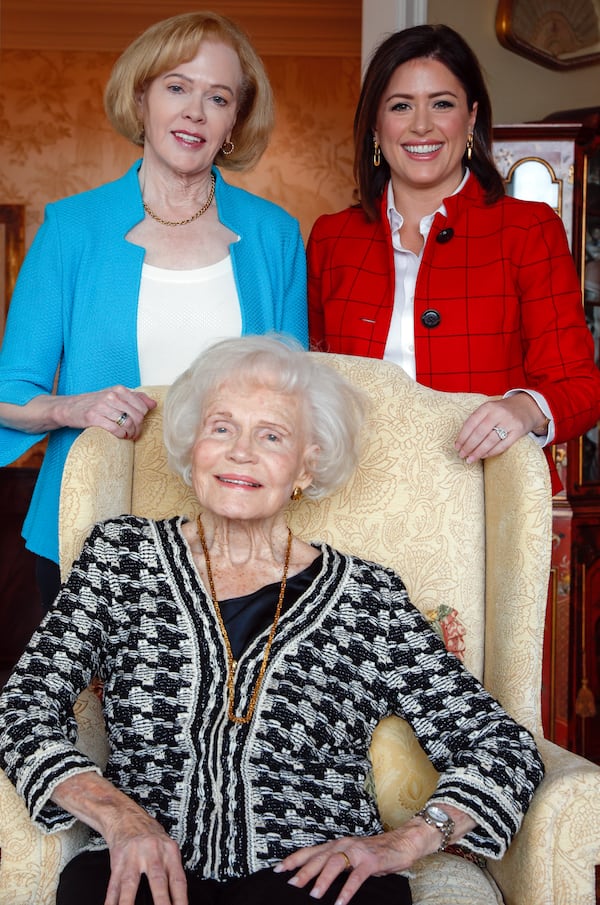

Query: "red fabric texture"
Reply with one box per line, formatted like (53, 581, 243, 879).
(308, 176, 600, 492)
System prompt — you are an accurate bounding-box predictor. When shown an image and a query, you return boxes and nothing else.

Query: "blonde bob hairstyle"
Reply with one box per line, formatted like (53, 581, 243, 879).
(104, 11, 274, 171)
(163, 335, 368, 500)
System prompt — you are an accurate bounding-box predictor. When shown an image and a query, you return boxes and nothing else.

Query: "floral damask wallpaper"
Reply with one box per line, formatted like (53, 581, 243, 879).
(0, 49, 360, 254)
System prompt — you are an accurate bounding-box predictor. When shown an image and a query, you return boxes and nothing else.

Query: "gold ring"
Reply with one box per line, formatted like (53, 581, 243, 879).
(116, 411, 128, 427)
(339, 851, 352, 871)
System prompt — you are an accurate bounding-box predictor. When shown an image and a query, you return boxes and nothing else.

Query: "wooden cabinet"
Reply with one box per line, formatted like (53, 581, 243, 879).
(493, 109, 600, 762)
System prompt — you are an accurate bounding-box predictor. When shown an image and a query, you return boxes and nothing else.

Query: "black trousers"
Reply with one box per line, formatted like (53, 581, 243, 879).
(35, 555, 62, 613)
(57, 850, 412, 905)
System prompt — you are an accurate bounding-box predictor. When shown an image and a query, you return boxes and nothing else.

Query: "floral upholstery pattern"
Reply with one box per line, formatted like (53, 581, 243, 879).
(1, 354, 599, 905)
(425, 606, 466, 660)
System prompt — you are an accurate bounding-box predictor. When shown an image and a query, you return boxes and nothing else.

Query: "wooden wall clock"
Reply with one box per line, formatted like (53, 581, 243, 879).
(496, 0, 600, 69)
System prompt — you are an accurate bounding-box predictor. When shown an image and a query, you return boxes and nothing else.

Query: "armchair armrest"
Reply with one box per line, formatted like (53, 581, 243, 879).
(0, 766, 87, 905)
(0, 686, 107, 905)
(488, 736, 600, 905)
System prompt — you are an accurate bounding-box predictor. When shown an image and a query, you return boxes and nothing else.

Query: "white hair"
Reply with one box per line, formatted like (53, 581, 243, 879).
(163, 335, 368, 499)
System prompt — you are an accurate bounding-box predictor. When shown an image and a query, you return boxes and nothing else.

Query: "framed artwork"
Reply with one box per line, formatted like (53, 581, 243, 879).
(496, 0, 600, 69)
(0, 204, 25, 340)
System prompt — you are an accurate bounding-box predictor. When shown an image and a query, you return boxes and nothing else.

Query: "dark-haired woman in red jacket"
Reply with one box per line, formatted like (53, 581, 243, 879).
(308, 24, 600, 493)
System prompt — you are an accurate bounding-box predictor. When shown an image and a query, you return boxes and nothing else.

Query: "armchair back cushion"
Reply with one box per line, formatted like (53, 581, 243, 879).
(58, 356, 551, 826)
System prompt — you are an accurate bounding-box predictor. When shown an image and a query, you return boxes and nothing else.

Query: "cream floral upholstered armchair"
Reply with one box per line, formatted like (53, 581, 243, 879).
(1, 354, 599, 905)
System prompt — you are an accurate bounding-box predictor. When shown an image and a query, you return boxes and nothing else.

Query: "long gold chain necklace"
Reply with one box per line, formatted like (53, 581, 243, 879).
(196, 515, 293, 725)
(142, 173, 216, 227)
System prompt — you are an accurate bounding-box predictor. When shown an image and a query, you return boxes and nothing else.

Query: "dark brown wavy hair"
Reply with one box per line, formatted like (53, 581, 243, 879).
(354, 24, 505, 221)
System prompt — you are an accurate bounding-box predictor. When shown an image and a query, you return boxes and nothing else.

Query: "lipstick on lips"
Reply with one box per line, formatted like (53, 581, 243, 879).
(216, 474, 262, 489)
(173, 130, 205, 146)
(403, 142, 443, 158)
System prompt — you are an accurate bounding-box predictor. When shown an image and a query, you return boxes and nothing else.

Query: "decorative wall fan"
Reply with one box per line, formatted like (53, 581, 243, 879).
(496, 0, 600, 69)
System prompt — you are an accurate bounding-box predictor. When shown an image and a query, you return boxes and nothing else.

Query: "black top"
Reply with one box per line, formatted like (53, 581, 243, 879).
(220, 554, 324, 659)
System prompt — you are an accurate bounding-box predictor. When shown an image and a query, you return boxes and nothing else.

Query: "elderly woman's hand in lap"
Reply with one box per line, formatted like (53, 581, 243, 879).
(52, 772, 188, 905)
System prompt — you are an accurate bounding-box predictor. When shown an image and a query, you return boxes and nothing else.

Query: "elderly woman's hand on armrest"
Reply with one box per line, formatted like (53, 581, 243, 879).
(274, 803, 477, 905)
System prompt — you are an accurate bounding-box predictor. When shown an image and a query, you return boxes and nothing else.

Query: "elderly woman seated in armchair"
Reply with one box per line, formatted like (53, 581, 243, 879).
(0, 336, 543, 905)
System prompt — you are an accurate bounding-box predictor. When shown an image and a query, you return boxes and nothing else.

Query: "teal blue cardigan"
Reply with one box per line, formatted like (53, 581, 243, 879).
(0, 162, 308, 563)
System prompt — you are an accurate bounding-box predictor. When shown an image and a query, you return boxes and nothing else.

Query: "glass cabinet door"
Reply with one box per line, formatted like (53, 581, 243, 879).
(493, 127, 576, 246)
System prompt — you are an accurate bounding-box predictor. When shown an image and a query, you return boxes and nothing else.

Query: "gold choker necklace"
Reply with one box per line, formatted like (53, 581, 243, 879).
(196, 515, 293, 724)
(143, 174, 215, 226)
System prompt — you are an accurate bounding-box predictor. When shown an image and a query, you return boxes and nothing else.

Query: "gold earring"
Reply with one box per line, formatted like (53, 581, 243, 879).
(466, 132, 474, 161)
(221, 140, 235, 156)
(291, 486, 303, 501)
(373, 137, 381, 167)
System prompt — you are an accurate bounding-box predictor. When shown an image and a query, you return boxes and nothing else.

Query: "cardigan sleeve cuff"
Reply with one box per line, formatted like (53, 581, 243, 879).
(16, 744, 103, 833)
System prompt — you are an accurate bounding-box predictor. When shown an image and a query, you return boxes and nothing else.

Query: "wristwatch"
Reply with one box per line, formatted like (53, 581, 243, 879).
(415, 804, 455, 851)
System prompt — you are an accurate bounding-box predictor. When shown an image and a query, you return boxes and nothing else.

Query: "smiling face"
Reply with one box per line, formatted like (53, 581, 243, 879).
(190, 379, 317, 523)
(137, 39, 243, 179)
(374, 56, 477, 201)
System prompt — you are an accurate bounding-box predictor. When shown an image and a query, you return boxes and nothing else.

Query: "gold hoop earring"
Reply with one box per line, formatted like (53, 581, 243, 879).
(290, 486, 303, 501)
(221, 140, 235, 156)
(373, 138, 381, 168)
(466, 132, 474, 162)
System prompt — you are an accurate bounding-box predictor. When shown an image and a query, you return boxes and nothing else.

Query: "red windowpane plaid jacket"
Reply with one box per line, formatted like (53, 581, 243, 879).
(308, 175, 600, 457)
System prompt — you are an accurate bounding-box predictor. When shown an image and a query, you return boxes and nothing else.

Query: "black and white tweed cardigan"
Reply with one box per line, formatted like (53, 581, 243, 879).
(0, 516, 543, 879)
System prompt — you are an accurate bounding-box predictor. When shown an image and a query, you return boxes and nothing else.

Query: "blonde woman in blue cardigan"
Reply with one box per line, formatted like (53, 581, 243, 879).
(0, 12, 307, 609)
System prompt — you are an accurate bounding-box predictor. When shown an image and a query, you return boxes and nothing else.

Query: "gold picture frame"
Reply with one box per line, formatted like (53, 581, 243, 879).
(496, 0, 600, 70)
(0, 204, 25, 339)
